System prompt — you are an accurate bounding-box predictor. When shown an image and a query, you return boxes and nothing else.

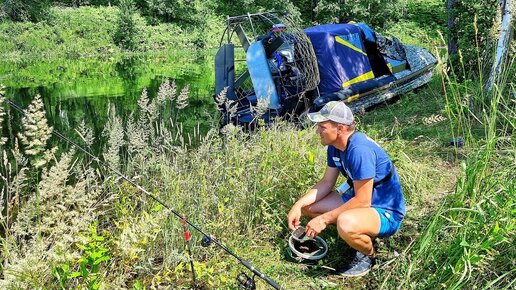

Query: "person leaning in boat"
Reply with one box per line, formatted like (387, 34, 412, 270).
(287, 101, 405, 276)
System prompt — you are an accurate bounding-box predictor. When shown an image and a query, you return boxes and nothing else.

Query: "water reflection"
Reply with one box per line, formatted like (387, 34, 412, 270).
(115, 54, 141, 96)
(1, 50, 217, 151)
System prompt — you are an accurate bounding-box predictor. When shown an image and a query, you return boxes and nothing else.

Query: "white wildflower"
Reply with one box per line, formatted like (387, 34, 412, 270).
(137, 89, 153, 139)
(220, 123, 242, 137)
(12, 139, 28, 167)
(227, 100, 237, 119)
(4, 152, 103, 288)
(138, 88, 150, 115)
(422, 114, 446, 125)
(251, 94, 270, 121)
(156, 78, 172, 105)
(169, 80, 177, 103)
(126, 113, 148, 157)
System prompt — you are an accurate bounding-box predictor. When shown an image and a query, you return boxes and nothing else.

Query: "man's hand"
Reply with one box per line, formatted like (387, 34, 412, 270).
(287, 205, 302, 230)
(305, 215, 328, 238)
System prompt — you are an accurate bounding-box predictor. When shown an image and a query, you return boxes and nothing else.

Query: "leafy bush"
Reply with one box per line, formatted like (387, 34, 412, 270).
(312, 0, 406, 28)
(1, 0, 51, 22)
(0, 6, 120, 57)
(0, 6, 223, 58)
(114, 0, 139, 50)
(217, 0, 301, 22)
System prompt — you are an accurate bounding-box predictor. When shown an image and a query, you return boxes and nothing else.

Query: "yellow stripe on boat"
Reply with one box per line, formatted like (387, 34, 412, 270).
(335, 36, 367, 56)
(342, 71, 375, 87)
(344, 94, 361, 103)
(387, 63, 393, 73)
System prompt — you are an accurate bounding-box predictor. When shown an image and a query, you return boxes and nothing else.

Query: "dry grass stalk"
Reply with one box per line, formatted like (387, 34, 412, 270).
(102, 104, 124, 169)
(76, 120, 94, 148)
(0, 85, 7, 146)
(175, 85, 189, 109)
(17, 95, 55, 168)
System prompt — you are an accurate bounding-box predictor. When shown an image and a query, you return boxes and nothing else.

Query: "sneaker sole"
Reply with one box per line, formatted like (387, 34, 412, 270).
(339, 267, 371, 277)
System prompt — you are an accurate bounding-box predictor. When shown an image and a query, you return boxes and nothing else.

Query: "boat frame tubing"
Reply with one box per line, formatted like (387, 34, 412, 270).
(4, 98, 282, 290)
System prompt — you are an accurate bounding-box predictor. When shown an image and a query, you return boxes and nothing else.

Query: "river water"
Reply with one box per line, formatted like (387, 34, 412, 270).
(0, 50, 217, 149)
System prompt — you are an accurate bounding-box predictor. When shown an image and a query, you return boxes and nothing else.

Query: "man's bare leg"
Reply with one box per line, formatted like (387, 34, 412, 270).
(336, 208, 381, 256)
(300, 195, 381, 255)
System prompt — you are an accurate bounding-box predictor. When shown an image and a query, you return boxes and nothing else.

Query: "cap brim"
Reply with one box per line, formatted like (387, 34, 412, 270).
(307, 112, 329, 123)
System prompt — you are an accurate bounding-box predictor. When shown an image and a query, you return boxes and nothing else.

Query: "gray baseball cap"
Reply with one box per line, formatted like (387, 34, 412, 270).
(307, 101, 354, 125)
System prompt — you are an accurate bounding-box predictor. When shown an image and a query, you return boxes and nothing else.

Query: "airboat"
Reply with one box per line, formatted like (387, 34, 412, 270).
(214, 12, 437, 126)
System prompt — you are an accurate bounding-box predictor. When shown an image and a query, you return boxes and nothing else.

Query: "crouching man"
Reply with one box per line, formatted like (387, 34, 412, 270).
(287, 101, 405, 276)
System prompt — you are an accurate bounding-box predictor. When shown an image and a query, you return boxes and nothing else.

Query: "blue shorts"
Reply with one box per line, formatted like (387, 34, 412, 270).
(374, 208, 403, 238)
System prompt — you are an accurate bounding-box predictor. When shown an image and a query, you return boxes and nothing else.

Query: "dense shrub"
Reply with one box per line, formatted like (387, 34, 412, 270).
(311, 0, 406, 28)
(1, 0, 51, 22)
(0, 6, 223, 58)
(214, 0, 301, 23)
(114, 0, 138, 50)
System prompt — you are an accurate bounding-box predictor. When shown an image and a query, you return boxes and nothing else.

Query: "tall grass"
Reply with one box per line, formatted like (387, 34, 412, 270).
(1, 40, 514, 290)
(383, 46, 515, 289)
(1, 77, 323, 288)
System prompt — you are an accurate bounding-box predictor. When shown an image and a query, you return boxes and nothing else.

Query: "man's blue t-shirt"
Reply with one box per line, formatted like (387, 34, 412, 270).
(327, 132, 406, 218)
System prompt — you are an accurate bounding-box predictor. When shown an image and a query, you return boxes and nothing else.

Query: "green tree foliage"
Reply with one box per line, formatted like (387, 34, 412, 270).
(311, 0, 406, 28)
(136, 0, 184, 24)
(216, 0, 301, 22)
(448, 0, 499, 76)
(52, 0, 97, 7)
(114, 0, 138, 50)
(1, 0, 51, 22)
(134, 0, 225, 48)
(46, 0, 115, 7)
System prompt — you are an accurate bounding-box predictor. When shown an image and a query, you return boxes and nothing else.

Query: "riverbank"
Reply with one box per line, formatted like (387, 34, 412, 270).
(0, 6, 224, 60)
(2, 68, 513, 288)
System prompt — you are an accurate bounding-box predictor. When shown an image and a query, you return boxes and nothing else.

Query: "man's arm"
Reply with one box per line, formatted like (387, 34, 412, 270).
(287, 167, 339, 230)
(304, 178, 374, 237)
(321, 178, 374, 224)
(293, 166, 340, 208)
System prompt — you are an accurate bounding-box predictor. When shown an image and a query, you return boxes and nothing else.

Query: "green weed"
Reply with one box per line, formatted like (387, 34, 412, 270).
(1, 2, 513, 288)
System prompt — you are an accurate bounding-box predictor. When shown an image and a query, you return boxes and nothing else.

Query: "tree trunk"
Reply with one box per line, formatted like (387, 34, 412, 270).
(446, 0, 458, 57)
(485, 0, 513, 92)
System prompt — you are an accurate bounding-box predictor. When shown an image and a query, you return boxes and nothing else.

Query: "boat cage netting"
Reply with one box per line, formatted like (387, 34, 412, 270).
(224, 12, 320, 103)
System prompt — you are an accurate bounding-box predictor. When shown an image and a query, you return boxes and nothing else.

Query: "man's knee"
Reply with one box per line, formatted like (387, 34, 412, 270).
(301, 205, 315, 216)
(337, 213, 359, 238)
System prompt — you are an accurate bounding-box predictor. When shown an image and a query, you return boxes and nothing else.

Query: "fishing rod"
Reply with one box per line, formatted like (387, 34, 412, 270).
(3, 98, 282, 290)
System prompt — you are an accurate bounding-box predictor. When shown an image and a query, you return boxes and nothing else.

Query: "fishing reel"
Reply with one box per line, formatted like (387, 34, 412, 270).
(237, 272, 256, 290)
(203, 236, 257, 290)
(201, 235, 213, 247)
